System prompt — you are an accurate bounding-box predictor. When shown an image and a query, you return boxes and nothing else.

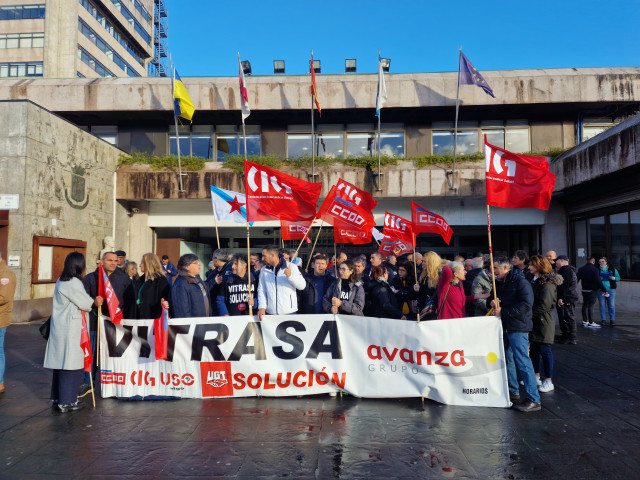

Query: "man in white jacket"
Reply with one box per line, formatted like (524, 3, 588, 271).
(257, 245, 306, 321)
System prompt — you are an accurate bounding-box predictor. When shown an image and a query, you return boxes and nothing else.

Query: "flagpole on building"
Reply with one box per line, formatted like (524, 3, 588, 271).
(375, 49, 383, 191)
(170, 55, 186, 193)
(306, 221, 324, 270)
(310, 50, 316, 181)
(447, 46, 462, 191)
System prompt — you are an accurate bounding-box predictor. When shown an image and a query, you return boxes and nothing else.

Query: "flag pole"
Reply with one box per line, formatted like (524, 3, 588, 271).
(447, 46, 462, 191)
(486, 204, 500, 312)
(170, 55, 186, 193)
(89, 370, 96, 408)
(311, 50, 316, 181)
(376, 49, 383, 192)
(306, 221, 324, 270)
(334, 242, 338, 277)
(413, 234, 421, 323)
(96, 305, 101, 368)
(293, 215, 316, 258)
(212, 202, 221, 249)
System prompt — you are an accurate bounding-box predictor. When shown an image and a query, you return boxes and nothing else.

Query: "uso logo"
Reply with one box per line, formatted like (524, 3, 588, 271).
(200, 362, 234, 397)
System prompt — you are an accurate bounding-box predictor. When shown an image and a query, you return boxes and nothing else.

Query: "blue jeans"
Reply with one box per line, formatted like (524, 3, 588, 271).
(504, 331, 541, 403)
(529, 341, 554, 379)
(0, 327, 6, 384)
(597, 289, 616, 322)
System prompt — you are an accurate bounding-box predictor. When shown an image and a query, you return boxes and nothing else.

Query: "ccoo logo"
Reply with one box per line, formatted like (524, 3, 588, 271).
(247, 166, 293, 194)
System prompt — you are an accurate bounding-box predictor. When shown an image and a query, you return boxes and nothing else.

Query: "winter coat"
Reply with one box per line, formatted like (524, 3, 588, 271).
(162, 262, 178, 284)
(44, 278, 94, 370)
(557, 265, 579, 303)
(136, 275, 171, 320)
(257, 256, 306, 315)
(323, 278, 365, 316)
(471, 269, 492, 316)
(391, 275, 418, 315)
(495, 271, 534, 333)
(530, 271, 563, 344)
(577, 263, 606, 292)
(298, 271, 333, 314)
(436, 266, 473, 320)
(368, 279, 404, 319)
(83, 266, 136, 330)
(415, 274, 437, 315)
(0, 260, 16, 329)
(216, 272, 258, 316)
(171, 273, 216, 318)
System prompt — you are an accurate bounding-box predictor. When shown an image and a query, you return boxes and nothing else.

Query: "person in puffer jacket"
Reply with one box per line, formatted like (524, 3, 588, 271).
(257, 245, 306, 321)
(323, 260, 365, 316)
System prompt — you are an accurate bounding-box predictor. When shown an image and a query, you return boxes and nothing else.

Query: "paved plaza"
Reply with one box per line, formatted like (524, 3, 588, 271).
(1, 313, 639, 479)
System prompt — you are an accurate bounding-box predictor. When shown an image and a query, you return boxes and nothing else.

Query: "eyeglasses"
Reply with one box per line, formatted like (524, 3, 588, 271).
(338, 267, 351, 272)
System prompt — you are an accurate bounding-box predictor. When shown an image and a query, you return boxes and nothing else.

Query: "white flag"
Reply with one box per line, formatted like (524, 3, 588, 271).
(238, 52, 250, 122)
(375, 54, 387, 117)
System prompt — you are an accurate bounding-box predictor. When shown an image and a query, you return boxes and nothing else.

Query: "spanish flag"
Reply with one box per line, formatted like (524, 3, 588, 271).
(310, 51, 321, 116)
(173, 69, 195, 122)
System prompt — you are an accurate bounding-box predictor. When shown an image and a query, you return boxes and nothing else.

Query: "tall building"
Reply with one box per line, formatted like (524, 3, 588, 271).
(0, 0, 156, 78)
(148, 0, 167, 77)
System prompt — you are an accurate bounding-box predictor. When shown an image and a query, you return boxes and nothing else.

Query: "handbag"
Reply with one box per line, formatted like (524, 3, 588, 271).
(39, 316, 51, 340)
(436, 284, 452, 319)
(420, 296, 436, 318)
(609, 269, 617, 289)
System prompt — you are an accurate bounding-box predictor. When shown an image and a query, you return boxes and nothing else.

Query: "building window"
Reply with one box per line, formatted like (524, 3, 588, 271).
(0, 32, 44, 49)
(78, 19, 141, 76)
(433, 122, 530, 154)
(109, 0, 151, 44)
(0, 61, 43, 77)
(582, 117, 616, 141)
(571, 207, 640, 280)
(91, 126, 118, 145)
(168, 128, 260, 161)
(288, 126, 404, 158)
(288, 133, 344, 158)
(0, 5, 46, 20)
(77, 45, 115, 77)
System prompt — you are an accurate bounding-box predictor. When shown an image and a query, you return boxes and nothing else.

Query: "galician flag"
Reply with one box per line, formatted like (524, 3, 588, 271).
(210, 186, 253, 225)
(237, 52, 250, 122)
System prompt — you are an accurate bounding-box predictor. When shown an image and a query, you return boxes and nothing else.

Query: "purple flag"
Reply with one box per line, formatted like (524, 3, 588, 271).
(459, 52, 495, 98)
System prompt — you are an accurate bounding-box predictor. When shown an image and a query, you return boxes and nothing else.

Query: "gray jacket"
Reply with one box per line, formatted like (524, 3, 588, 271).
(471, 270, 492, 316)
(44, 278, 94, 370)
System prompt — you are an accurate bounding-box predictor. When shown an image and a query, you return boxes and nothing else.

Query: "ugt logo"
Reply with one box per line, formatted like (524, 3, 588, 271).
(200, 362, 234, 397)
(485, 144, 516, 177)
(247, 166, 292, 194)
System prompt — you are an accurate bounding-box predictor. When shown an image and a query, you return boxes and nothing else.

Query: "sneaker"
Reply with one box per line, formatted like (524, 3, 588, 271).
(78, 384, 93, 398)
(536, 377, 542, 386)
(582, 321, 589, 327)
(329, 392, 337, 397)
(539, 379, 554, 393)
(587, 322, 602, 328)
(561, 338, 577, 345)
(513, 400, 541, 412)
(55, 401, 86, 413)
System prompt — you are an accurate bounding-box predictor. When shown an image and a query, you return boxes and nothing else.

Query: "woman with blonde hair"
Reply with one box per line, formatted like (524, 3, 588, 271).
(413, 251, 442, 320)
(136, 253, 171, 319)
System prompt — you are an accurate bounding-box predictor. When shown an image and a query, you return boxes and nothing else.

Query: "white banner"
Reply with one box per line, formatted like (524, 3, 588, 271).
(99, 315, 510, 407)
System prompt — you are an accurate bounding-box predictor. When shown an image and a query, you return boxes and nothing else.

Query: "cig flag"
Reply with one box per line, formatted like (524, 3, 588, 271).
(484, 137, 556, 210)
(336, 178, 378, 213)
(237, 52, 250, 122)
(383, 211, 414, 244)
(459, 52, 495, 98)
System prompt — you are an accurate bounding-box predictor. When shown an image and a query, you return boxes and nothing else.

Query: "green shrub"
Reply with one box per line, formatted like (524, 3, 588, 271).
(118, 152, 205, 171)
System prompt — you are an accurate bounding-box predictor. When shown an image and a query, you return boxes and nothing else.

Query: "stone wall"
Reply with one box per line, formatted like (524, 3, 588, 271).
(0, 101, 126, 322)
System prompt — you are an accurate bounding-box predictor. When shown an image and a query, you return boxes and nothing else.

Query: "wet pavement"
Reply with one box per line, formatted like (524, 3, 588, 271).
(1, 312, 639, 480)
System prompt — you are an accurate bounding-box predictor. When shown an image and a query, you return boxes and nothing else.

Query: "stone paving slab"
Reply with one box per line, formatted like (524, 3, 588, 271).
(1, 314, 639, 479)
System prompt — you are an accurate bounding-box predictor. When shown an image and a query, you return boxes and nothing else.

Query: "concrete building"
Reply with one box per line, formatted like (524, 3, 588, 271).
(1, 67, 639, 318)
(0, 0, 155, 79)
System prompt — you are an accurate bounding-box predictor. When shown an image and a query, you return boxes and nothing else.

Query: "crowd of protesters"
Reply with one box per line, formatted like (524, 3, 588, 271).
(39, 245, 621, 413)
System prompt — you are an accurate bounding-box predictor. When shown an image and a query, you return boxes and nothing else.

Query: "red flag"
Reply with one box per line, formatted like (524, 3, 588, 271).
(310, 51, 321, 115)
(484, 137, 556, 210)
(98, 263, 123, 324)
(244, 160, 321, 221)
(383, 211, 414, 244)
(334, 220, 371, 245)
(237, 52, 250, 122)
(378, 235, 412, 257)
(336, 178, 377, 213)
(281, 219, 312, 243)
(411, 201, 454, 245)
(317, 186, 376, 232)
(80, 311, 92, 372)
(154, 302, 169, 360)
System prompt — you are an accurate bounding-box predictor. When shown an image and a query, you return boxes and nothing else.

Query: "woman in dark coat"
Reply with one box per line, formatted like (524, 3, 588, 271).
(370, 266, 405, 319)
(391, 261, 417, 319)
(413, 251, 442, 320)
(528, 255, 563, 394)
(323, 260, 365, 315)
(137, 253, 171, 319)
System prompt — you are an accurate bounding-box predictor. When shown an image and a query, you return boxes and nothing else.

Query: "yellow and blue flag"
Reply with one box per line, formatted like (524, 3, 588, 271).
(173, 69, 195, 121)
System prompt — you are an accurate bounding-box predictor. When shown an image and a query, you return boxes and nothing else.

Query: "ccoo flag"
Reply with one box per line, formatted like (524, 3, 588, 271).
(459, 52, 495, 98)
(173, 68, 195, 121)
(375, 52, 387, 117)
(484, 136, 556, 210)
(237, 52, 250, 122)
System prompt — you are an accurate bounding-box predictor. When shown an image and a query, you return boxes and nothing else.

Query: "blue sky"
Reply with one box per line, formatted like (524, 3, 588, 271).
(165, 0, 639, 77)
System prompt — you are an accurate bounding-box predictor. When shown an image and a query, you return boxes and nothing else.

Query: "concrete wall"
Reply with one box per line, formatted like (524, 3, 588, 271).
(0, 100, 125, 322)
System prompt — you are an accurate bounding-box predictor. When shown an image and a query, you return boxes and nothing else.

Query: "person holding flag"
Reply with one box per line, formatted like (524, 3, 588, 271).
(44, 252, 99, 413)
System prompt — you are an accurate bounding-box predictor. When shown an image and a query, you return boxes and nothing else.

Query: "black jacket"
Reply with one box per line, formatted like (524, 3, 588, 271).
(171, 273, 216, 319)
(557, 265, 579, 303)
(495, 271, 534, 333)
(298, 271, 333, 314)
(531, 272, 563, 344)
(83, 266, 135, 330)
(577, 263, 606, 292)
(136, 275, 171, 320)
(216, 272, 257, 316)
(368, 280, 404, 319)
